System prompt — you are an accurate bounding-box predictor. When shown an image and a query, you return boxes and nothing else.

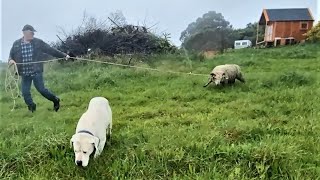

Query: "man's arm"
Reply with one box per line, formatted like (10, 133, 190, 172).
(39, 40, 67, 58)
(8, 43, 16, 64)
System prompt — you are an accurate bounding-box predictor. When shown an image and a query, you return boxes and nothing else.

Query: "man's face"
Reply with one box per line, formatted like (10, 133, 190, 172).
(23, 31, 34, 41)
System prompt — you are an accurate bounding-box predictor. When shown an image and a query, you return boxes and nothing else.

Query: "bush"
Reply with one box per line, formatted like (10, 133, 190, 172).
(306, 21, 320, 42)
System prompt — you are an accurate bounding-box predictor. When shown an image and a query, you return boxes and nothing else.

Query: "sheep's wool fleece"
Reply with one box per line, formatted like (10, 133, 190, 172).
(211, 64, 241, 80)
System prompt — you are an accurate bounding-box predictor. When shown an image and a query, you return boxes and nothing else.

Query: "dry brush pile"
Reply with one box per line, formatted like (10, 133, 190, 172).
(53, 13, 177, 59)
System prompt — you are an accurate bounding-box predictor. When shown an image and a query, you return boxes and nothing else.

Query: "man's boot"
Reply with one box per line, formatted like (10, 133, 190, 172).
(53, 97, 60, 112)
(28, 103, 36, 113)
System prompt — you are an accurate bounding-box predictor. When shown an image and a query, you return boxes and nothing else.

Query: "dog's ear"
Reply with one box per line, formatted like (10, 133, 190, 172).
(90, 136, 100, 158)
(70, 134, 77, 148)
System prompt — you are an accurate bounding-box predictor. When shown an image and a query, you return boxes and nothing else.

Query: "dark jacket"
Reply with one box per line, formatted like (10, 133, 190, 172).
(9, 37, 66, 75)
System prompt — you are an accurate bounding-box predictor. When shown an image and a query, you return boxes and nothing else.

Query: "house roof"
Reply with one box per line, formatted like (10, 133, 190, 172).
(259, 8, 314, 24)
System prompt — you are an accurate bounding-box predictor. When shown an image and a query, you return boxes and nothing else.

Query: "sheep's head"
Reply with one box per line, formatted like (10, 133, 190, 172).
(211, 72, 228, 85)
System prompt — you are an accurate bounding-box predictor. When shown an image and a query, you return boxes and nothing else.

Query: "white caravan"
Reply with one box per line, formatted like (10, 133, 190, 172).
(234, 40, 252, 49)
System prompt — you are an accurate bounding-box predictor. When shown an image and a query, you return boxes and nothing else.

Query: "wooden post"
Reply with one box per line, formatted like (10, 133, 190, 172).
(256, 23, 259, 45)
(265, 20, 268, 46)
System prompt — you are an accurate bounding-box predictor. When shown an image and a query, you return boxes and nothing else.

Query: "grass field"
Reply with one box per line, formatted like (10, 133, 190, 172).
(1, 43, 320, 179)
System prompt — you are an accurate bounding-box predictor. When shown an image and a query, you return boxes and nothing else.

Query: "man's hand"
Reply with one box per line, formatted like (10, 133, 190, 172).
(8, 59, 16, 65)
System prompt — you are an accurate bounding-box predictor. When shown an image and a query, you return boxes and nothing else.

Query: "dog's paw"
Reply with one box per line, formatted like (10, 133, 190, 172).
(94, 153, 100, 158)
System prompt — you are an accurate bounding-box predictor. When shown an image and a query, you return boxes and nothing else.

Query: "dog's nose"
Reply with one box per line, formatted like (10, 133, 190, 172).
(76, 160, 82, 166)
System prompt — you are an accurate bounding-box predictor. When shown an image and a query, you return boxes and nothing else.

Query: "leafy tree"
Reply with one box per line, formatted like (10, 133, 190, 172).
(306, 21, 320, 42)
(180, 11, 235, 52)
(235, 22, 265, 45)
(180, 11, 232, 42)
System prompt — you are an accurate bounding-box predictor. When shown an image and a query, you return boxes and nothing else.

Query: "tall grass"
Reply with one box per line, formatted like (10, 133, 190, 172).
(0, 43, 320, 179)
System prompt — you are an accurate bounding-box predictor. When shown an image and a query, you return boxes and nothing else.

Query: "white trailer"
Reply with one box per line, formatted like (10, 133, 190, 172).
(234, 40, 252, 49)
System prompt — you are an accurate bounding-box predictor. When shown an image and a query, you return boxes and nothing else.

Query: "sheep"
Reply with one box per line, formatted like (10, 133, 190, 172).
(203, 64, 245, 87)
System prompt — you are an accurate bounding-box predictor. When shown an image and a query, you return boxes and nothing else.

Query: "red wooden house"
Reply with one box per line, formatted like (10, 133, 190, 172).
(257, 8, 314, 46)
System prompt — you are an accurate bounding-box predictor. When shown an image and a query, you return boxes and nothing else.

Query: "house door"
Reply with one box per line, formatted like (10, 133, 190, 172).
(265, 25, 273, 41)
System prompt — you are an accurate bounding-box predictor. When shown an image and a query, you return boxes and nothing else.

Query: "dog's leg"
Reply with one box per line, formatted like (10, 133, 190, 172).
(96, 124, 111, 155)
(93, 145, 101, 158)
(94, 151, 101, 158)
(97, 138, 106, 157)
(107, 124, 112, 146)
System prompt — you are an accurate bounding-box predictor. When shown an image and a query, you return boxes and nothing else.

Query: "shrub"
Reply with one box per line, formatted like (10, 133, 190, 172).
(306, 21, 320, 42)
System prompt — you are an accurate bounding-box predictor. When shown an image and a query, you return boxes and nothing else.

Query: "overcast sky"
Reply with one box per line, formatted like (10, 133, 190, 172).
(0, 0, 318, 61)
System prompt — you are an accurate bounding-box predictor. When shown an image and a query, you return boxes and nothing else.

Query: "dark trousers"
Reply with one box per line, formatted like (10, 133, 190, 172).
(21, 73, 57, 106)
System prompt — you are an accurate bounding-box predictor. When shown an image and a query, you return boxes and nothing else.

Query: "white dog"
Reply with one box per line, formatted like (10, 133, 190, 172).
(70, 97, 112, 167)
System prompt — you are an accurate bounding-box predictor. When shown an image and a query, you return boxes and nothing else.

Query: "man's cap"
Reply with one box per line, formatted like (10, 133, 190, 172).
(22, 24, 36, 32)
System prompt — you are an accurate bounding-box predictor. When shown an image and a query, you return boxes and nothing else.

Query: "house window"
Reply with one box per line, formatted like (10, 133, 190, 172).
(242, 42, 247, 45)
(236, 42, 241, 46)
(301, 22, 308, 30)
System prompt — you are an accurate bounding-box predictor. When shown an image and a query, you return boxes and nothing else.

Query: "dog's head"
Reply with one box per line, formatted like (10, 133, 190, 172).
(70, 133, 99, 167)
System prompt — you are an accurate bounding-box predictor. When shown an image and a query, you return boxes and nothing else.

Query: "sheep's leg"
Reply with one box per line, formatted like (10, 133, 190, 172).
(228, 79, 236, 84)
(236, 73, 245, 83)
(220, 81, 226, 86)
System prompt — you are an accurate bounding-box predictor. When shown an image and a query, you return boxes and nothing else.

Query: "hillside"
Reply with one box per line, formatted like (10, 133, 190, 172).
(1, 43, 320, 179)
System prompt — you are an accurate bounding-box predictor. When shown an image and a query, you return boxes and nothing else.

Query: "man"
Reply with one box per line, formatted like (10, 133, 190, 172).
(8, 24, 70, 113)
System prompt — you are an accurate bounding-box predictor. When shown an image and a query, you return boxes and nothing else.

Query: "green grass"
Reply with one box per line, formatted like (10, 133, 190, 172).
(1, 43, 320, 179)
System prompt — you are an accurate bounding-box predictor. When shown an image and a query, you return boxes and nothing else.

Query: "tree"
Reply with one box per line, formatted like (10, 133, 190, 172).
(183, 27, 236, 53)
(180, 11, 235, 52)
(180, 11, 231, 42)
(234, 22, 265, 45)
(306, 21, 320, 42)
